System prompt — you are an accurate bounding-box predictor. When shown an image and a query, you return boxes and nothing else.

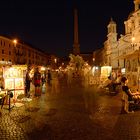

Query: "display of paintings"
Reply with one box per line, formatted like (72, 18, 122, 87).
(4, 67, 23, 79)
(101, 66, 112, 78)
(2, 65, 27, 101)
(15, 78, 24, 89)
(5, 79, 14, 89)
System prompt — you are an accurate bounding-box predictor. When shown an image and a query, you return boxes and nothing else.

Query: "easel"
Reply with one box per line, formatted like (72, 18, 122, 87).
(1, 89, 15, 111)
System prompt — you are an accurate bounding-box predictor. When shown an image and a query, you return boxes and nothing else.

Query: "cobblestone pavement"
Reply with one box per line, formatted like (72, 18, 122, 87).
(0, 81, 140, 140)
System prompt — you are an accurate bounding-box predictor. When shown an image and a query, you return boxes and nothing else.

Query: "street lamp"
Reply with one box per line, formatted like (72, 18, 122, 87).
(13, 39, 23, 64)
(13, 39, 17, 45)
(54, 58, 57, 69)
(13, 39, 22, 64)
(54, 58, 57, 63)
(131, 37, 135, 42)
(130, 36, 140, 50)
(93, 58, 95, 66)
(13, 39, 18, 64)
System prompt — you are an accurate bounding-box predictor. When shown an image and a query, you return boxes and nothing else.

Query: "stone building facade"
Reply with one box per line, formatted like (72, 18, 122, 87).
(103, 0, 140, 89)
(0, 36, 48, 66)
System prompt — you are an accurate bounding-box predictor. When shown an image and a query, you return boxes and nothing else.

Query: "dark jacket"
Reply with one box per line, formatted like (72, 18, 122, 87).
(122, 85, 133, 101)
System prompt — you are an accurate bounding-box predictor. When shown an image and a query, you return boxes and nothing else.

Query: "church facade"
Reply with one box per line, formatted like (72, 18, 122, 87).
(103, 0, 140, 88)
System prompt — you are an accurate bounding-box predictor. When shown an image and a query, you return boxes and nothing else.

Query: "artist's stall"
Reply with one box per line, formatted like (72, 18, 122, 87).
(3, 65, 27, 101)
(100, 66, 112, 84)
(124, 57, 138, 90)
(89, 66, 101, 85)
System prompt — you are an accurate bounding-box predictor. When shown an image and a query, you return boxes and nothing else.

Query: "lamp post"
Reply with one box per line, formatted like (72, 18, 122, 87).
(93, 58, 95, 66)
(54, 58, 57, 69)
(13, 39, 18, 64)
(13, 39, 23, 64)
(54, 58, 57, 64)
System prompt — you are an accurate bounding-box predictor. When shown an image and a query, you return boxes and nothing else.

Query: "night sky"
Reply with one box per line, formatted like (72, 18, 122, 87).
(0, 0, 134, 57)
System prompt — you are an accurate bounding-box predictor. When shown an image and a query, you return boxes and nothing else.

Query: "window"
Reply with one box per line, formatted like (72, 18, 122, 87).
(2, 50, 4, 54)
(124, 59, 126, 68)
(9, 51, 11, 55)
(118, 59, 119, 67)
(23, 50, 26, 56)
(113, 26, 115, 33)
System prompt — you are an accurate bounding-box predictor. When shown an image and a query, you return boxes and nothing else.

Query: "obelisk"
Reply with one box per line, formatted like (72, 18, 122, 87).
(73, 9, 80, 55)
(134, 0, 140, 11)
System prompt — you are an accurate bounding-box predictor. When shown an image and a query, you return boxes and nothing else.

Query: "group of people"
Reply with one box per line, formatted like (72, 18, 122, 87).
(101, 74, 122, 94)
(101, 72, 140, 113)
(101, 70, 140, 101)
(25, 67, 52, 97)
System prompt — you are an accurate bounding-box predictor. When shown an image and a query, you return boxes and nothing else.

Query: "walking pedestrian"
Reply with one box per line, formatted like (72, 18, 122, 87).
(47, 70, 52, 86)
(25, 70, 31, 97)
(33, 67, 41, 96)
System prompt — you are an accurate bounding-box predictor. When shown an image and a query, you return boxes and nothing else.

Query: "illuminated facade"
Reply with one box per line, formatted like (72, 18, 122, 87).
(104, 0, 140, 88)
(104, 18, 118, 68)
(0, 36, 47, 66)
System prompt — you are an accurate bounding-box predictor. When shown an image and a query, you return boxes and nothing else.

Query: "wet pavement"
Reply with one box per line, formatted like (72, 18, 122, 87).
(0, 80, 140, 140)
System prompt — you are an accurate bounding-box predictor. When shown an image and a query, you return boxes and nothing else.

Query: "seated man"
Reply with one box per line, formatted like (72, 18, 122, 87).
(121, 77, 140, 103)
(103, 76, 120, 93)
(102, 76, 112, 88)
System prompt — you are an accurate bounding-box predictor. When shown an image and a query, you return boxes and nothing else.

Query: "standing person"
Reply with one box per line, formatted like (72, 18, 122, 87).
(115, 74, 122, 92)
(33, 67, 41, 96)
(25, 70, 31, 97)
(116, 74, 122, 84)
(47, 70, 52, 86)
(121, 77, 140, 103)
(111, 70, 117, 81)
